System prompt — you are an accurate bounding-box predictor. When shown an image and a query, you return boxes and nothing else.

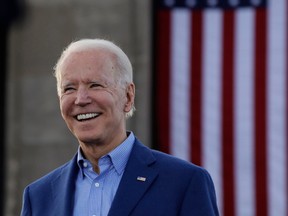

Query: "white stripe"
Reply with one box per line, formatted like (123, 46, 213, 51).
(202, 9, 223, 215)
(170, 9, 191, 161)
(234, 8, 255, 216)
(267, 0, 287, 215)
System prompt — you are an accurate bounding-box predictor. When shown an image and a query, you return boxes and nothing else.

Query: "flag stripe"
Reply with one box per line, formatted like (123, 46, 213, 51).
(170, 9, 191, 160)
(254, 8, 268, 216)
(267, 0, 287, 215)
(221, 9, 236, 216)
(234, 8, 255, 216)
(190, 10, 203, 165)
(202, 9, 223, 215)
(155, 10, 171, 153)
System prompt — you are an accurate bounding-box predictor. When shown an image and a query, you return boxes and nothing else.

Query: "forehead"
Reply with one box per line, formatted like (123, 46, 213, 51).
(60, 50, 117, 81)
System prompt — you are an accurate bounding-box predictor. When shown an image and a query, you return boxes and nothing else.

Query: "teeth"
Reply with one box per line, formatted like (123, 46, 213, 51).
(77, 113, 99, 121)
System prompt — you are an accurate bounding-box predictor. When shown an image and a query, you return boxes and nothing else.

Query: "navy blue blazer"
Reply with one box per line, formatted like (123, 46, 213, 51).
(21, 139, 219, 216)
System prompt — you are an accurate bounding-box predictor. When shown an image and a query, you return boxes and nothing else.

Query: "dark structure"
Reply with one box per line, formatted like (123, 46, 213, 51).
(0, 0, 24, 214)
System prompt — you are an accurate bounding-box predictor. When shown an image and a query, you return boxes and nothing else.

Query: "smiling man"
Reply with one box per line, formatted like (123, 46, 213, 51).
(58, 45, 135, 172)
(21, 39, 219, 216)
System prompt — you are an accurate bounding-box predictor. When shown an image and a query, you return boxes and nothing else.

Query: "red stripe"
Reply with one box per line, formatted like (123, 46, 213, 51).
(221, 10, 235, 216)
(190, 10, 203, 166)
(156, 10, 171, 154)
(254, 8, 268, 216)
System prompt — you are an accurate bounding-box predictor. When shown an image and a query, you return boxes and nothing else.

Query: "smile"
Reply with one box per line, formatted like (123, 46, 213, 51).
(76, 113, 100, 121)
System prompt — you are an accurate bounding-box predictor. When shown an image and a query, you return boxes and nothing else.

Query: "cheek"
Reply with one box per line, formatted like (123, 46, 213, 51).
(96, 90, 122, 108)
(109, 92, 126, 110)
(59, 97, 72, 118)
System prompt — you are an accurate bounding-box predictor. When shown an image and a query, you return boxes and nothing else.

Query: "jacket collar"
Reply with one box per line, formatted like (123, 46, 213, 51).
(49, 138, 158, 216)
(108, 138, 158, 216)
(50, 153, 78, 215)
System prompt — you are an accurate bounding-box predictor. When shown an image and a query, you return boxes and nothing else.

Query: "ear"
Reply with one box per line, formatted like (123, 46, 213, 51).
(124, 83, 135, 113)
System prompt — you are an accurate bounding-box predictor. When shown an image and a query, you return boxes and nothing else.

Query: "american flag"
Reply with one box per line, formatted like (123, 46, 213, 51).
(153, 0, 287, 215)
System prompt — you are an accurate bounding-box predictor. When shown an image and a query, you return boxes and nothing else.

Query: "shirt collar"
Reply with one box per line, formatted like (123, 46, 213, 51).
(77, 131, 135, 176)
(109, 131, 135, 175)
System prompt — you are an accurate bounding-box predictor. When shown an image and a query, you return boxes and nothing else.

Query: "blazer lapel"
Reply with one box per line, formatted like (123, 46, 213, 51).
(51, 154, 78, 215)
(108, 140, 158, 216)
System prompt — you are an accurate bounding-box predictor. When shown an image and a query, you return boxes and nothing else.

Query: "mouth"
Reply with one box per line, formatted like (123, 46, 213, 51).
(75, 113, 100, 121)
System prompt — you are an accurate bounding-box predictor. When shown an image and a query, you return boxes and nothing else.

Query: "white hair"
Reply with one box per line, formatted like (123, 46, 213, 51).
(54, 38, 135, 118)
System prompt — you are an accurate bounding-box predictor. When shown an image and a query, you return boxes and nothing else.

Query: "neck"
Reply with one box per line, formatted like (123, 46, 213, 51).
(79, 132, 127, 169)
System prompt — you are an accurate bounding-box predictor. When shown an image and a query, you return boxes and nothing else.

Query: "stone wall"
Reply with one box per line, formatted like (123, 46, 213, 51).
(5, 0, 151, 215)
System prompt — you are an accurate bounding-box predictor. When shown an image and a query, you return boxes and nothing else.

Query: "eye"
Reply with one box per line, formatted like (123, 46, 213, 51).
(62, 86, 76, 94)
(90, 83, 104, 89)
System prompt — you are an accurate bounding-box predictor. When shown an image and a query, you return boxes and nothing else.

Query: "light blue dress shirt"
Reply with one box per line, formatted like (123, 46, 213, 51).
(73, 132, 135, 216)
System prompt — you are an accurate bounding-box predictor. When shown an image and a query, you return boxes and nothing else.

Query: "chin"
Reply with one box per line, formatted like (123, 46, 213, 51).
(76, 134, 102, 146)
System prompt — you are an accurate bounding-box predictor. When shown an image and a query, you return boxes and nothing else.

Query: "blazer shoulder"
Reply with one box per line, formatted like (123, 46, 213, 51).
(133, 138, 209, 177)
(150, 148, 211, 178)
(25, 154, 77, 191)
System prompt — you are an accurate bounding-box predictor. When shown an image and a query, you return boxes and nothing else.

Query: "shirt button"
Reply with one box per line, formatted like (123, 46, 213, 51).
(83, 162, 88, 167)
(95, 182, 100, 187)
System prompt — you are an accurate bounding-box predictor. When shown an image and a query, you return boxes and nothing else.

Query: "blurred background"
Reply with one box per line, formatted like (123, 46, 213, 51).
(3, 0, 152, 215)
(2, 0, 288, 216)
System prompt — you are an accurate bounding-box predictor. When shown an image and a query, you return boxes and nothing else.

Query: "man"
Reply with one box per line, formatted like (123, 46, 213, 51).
(21, 39, 219, 216)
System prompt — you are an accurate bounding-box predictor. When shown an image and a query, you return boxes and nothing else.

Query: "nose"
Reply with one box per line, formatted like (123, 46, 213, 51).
(75, 88, 92, 106)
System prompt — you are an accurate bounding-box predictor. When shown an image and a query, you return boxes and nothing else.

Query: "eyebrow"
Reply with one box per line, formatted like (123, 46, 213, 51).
(61, 82, 76, 89)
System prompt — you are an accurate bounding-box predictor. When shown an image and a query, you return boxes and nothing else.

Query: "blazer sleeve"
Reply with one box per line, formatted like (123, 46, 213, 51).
(21, 186, 32, 216)
(179, 168, 219, 216)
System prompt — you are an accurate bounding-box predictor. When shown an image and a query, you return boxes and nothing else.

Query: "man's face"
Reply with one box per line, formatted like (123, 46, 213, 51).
(58, 50, 134, 146)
